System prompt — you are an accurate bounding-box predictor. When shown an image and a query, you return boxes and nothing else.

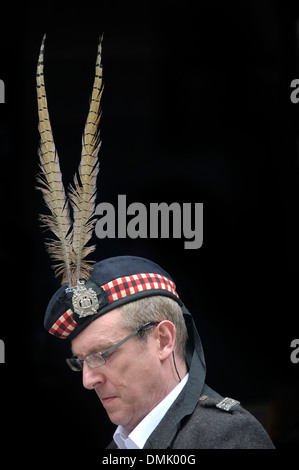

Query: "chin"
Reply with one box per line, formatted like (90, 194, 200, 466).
(108, 411, 137, 432)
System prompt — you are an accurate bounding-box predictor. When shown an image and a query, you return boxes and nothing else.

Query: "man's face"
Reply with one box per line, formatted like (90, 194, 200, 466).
(71, 308, 165, 432)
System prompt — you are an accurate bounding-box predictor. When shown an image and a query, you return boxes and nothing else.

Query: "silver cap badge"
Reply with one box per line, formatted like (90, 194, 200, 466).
(71, 280, 100, 318)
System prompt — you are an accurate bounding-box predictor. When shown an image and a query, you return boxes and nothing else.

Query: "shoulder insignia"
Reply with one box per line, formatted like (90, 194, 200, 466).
(216, 397, 240, 411)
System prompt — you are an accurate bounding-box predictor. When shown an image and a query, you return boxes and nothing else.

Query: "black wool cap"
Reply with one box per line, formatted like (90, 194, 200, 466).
(44, 255, 182, 340)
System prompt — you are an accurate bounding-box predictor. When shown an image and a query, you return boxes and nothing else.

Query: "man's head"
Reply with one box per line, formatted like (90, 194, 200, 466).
(70, 297, 188, 431)
(44, 256, 205, 430)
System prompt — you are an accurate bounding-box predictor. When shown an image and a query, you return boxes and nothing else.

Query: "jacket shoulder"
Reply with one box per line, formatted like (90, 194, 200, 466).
(173, 395, 275, 449)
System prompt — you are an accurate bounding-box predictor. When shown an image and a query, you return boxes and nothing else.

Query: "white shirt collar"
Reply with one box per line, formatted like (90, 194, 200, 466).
(113, 373, 189, 449)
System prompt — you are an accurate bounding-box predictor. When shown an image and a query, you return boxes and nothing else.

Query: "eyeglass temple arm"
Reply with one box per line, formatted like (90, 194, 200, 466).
(101, 322, 159, 360)
(101, 329, 139, 359)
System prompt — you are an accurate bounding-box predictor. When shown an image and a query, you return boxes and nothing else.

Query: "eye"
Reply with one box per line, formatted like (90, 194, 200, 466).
(85, 351, 105, 368)
(102, 348, 118, 363)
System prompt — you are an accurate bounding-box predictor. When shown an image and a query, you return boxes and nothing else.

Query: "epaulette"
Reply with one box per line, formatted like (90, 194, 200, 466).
(199, 395, 240, 412)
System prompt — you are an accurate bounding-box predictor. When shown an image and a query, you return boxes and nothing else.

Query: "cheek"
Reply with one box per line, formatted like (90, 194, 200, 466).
(109, 345, 158, 390)
(117, 348, 159, 396)
(101, 344, 162, 429)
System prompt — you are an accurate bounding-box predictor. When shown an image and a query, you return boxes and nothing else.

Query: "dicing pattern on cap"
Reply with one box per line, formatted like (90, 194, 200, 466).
(103, 273, 178, 302)
(49, 309, 77, 338)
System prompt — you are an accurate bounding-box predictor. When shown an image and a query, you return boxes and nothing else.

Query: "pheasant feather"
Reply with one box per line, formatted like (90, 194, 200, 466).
(36, 34, 73, 286)
(36, 35, 103, 287)
(69, 36, 103, 284)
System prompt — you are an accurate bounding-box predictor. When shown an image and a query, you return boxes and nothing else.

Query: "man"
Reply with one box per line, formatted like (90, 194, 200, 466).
(44, 255, 275, 449)
(37, 36, 274, 448)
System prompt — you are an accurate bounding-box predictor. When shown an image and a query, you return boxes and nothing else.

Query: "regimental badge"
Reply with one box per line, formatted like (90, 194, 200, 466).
(71, 280, 100, 318)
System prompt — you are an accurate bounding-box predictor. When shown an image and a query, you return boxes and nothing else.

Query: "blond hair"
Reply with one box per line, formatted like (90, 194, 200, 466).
(119, 296, 188, 359)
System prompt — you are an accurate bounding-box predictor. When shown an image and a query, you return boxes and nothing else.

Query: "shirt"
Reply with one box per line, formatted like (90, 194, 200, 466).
(113, 373, 189, 449)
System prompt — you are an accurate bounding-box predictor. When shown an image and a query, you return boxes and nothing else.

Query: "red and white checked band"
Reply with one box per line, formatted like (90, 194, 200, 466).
(49, 309, 77, 338)
(103, 272, 178, 303)
(49, 273, 179, 339)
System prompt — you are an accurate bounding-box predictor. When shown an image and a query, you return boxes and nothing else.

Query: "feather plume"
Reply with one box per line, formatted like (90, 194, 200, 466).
(37, 35, 104, 287)
(68, 36, 103, 284)
(36, 34, 73, 286)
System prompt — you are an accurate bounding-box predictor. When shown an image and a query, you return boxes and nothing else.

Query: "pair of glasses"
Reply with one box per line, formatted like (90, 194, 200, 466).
(66, 321, 159, 372)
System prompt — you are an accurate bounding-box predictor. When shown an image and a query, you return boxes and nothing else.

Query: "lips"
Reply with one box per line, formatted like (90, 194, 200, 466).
(101, 396, 117, 405)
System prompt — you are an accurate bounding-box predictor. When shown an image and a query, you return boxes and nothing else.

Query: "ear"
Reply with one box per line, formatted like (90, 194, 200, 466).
(155, 320, 176, 361)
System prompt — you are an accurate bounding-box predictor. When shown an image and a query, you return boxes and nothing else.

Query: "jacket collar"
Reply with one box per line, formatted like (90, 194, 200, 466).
(144, 305, 209, 449)
(143, 386, 187, 449)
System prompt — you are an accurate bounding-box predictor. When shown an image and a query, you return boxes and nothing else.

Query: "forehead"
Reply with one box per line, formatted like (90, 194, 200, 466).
(71, 307, 125, 356)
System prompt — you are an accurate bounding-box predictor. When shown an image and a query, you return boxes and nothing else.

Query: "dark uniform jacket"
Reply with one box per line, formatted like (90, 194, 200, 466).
(107, 304, 274, 449)
(107, 382, 274, 449)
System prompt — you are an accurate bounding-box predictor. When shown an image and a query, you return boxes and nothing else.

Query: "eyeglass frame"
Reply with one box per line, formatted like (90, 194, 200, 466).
(66, 321, 159, 372)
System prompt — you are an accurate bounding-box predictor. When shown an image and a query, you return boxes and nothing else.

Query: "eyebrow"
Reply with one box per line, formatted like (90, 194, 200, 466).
(71, 340, 115, 358)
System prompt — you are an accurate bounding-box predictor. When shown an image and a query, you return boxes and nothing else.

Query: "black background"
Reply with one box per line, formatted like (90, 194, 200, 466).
(0, 0, 298, 452)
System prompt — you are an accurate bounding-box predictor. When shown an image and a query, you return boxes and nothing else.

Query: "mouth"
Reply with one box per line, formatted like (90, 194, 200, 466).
(101, 396, 117, 406)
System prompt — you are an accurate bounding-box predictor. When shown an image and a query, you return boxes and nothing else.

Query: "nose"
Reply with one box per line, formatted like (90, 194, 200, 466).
(82, 361, 106, 390)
